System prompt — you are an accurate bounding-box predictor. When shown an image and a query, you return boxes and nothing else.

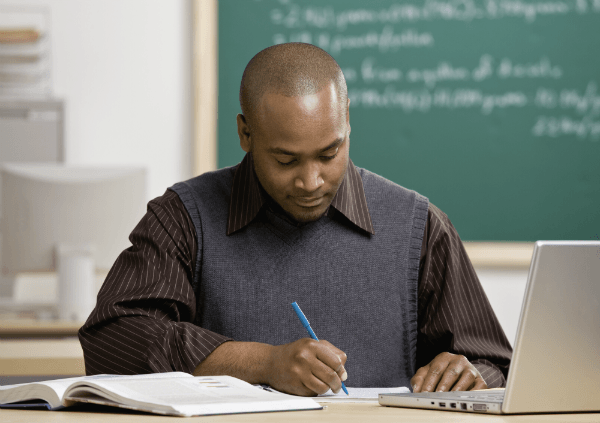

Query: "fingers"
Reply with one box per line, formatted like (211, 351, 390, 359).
(268, 338, 348, 396)
(417, 360, 447, 392)
(294, 373, 331, 396)
(445, 367, 476, 392)
(314, 340, 347, 393)
(317, 340, 347, 384)
(318, 340, 348, 366)
(411, 353, 487, 393)
(411, 353, 454, 392)
(449, 367, 488, 391)
(436, 356, 474, 392)
(309, 358, 343, 394)
(470, 377, 488, 391)
(410, 365, 430, 393)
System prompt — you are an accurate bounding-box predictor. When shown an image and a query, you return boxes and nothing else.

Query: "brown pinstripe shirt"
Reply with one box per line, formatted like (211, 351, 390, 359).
(79, 155, 512, 388)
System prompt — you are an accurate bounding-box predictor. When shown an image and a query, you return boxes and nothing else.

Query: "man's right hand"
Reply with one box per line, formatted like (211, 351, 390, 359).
(266, 338, 347, 396)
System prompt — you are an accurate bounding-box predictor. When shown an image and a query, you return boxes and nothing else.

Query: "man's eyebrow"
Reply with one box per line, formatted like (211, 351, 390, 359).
(319, 137, 344, 153)
(268, 138, 344, 156)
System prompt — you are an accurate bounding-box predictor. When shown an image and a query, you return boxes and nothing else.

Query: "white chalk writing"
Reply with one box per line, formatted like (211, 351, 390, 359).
(534, 82, 600, 116)
(497, 57, 563, 79)
(346, 81, 600, 139)
(342, 67, 359, 83)
(535, 87, 559, 108)
(348, 86, 528, 114)
(406, 63, 470, 88)
(265, 1, 599, 140)
(273, 26, 434, 55)
(532, 115, 600, 139)
(361, 58, 403, 83)
(270, 0, 597, 29)
(560, 82, 600, 116)
(345, 55, 563, 86)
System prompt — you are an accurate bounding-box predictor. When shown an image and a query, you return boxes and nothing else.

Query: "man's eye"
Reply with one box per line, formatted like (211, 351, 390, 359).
(321, 153, 338, 161)
(277, 159, 295, 166)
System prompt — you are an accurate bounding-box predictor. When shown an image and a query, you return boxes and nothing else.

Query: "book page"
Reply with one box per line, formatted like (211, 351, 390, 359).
(65, 375, 321, 416)
(41, 373, 184, 406)
(1, 372, 192, 409)
(0, 376, 88, 409)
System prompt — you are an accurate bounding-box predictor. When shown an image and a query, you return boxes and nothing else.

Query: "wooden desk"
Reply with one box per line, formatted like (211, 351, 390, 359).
(1, 403, 599, 422)
(464, 242, 534, 269)
(0, 339, 84, 376)
(0, 319, 80, 338)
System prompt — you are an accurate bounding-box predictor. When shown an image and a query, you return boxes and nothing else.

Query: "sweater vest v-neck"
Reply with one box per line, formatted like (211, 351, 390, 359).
(170, 165, 428, 387)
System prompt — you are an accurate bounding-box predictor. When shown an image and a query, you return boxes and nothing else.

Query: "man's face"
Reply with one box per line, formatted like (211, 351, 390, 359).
(239, 83, 350, 223)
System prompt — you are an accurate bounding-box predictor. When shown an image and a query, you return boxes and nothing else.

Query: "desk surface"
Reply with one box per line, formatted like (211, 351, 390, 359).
(1, 403, 599, 422)
(0, 319, 81, 338)
(0, 338, 84, 376)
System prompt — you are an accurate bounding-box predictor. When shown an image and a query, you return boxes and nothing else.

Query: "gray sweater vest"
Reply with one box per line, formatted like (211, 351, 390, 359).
(170, 165, 428, 387)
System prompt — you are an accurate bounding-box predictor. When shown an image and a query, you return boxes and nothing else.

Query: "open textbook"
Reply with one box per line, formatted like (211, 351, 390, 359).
(0, 372, 322, 417)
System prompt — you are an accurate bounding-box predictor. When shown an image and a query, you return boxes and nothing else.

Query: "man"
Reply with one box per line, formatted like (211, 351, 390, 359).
(79, 43, 511, 396)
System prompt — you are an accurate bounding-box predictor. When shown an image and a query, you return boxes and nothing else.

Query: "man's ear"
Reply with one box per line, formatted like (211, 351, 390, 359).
(237, 114, 252, 153)
(346, 98, 351, 135)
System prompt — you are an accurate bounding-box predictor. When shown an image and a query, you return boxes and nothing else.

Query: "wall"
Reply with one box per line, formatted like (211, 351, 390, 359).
(477, 268, 529, 347)
(0, 0, 193, 201)
(0, 0, 192, 297)
(1, 1, 529, 349)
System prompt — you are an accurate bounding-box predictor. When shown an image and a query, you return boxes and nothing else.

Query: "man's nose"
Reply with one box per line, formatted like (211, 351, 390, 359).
(295, 162, 324, 193)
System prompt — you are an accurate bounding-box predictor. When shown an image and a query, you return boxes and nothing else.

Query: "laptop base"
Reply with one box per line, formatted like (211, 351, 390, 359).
(379, 391, 503, 414)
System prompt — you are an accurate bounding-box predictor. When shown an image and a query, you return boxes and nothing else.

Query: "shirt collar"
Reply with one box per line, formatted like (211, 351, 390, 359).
(227, 153, 374, 236)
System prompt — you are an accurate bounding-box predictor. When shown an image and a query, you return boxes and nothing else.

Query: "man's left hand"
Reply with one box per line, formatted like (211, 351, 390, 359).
(411, 352, 487, 392)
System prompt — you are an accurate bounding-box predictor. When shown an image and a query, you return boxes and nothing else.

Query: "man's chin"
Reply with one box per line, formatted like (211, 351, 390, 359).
(286, 205, 328, 224)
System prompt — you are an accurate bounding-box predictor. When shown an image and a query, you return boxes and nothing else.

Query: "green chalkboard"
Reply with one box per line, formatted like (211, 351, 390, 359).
(218, 0, 600, 241)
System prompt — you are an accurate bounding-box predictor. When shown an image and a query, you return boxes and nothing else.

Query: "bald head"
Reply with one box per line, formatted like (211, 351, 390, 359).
(239, 43, 347, 129)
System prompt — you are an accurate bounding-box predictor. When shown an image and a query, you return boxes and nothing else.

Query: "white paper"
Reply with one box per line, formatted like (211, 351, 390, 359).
(315, 386, 410, 402)
(255, 384, 410, 403)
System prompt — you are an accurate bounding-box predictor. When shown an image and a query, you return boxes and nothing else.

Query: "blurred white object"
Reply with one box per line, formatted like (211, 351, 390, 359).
(1, 164, 146, 322)
(56, 244, 95, 322)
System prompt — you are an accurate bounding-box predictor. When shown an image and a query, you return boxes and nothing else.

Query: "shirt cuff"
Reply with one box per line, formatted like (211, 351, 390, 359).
(471, 359, 507, 388)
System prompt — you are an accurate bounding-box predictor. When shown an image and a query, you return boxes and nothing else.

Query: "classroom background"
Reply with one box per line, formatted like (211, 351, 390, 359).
(0, 0, 598, 384)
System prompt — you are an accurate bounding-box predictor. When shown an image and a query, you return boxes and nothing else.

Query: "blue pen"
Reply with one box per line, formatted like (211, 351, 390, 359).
(291, 301, 349, 395)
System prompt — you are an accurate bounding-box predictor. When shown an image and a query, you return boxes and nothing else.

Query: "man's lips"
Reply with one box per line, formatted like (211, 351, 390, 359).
(292, 196, 325, 207)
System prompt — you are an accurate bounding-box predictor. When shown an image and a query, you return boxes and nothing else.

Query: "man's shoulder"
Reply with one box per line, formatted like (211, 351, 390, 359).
(170, 165, 237, 200)
(426, 202, 457, 237)
(149, 188, 184, 209)
(355, 165, 427, 202)
(355, 167, 450, 225)
(178, 165, 237, 189)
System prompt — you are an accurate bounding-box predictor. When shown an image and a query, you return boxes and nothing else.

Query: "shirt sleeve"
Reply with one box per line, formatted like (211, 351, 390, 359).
(78, 189, 232, 375)
(416, 203, 513, 388)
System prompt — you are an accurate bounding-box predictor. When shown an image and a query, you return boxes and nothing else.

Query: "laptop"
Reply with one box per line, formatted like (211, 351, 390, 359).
(379, 241, 600, 414)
